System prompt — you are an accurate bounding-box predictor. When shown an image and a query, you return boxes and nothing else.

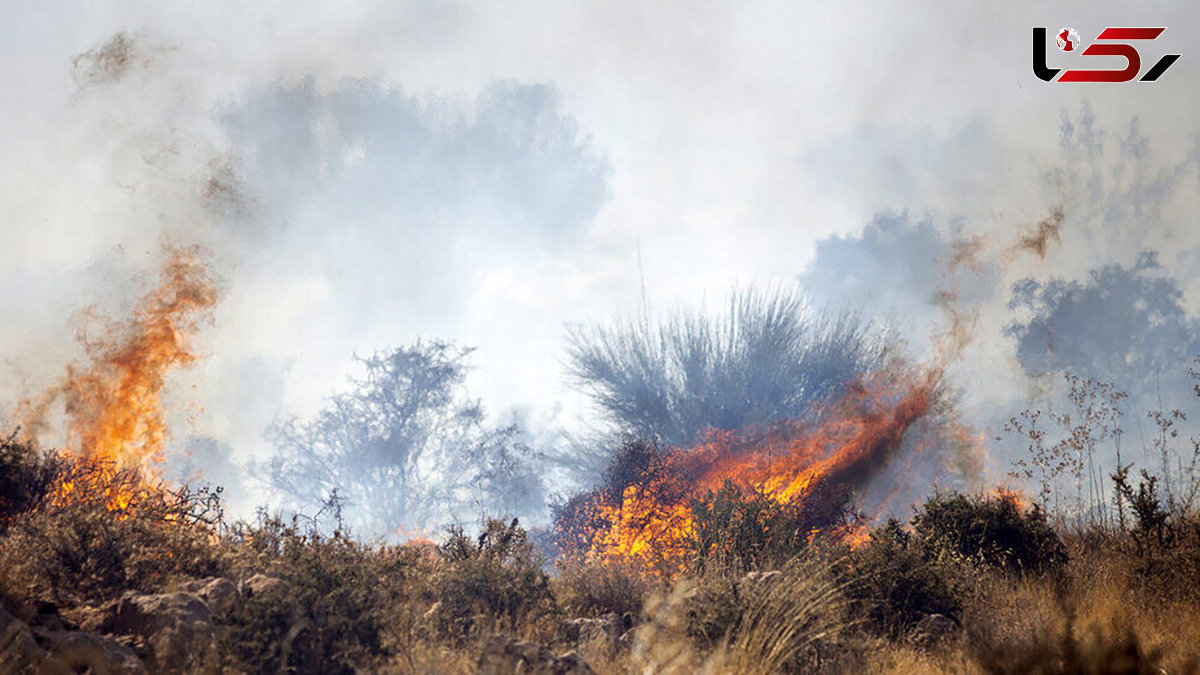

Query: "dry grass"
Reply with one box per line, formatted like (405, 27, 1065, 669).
(6, 437, 1200, 672)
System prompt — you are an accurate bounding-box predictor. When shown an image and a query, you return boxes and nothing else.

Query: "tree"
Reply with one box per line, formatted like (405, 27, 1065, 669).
(566, 286, 886, 446)
(258, 340, 543, 538)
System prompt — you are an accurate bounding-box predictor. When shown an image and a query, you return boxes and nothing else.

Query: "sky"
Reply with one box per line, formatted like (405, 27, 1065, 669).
(2, 2, 1199, 517)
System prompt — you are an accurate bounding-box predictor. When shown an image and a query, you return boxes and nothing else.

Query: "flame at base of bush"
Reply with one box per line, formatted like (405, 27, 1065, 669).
(18, 246, 216, 513)
(557, 363, 952, 577)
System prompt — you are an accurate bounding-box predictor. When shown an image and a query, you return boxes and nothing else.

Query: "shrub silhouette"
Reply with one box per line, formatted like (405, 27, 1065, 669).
(0, 433, 65, 530)
(689, 480, 815, 571)
(259, 340, 543, 539)
(567, 286, 885, 446)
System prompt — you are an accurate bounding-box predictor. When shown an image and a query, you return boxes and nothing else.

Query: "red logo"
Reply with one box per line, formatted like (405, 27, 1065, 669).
(1056, 28, 1080, 52)
(1033, 27, 1180, 82)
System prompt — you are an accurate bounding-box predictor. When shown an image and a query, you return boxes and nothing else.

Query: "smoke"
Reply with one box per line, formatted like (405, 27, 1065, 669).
(796, 104, 1200, 499)
(4, 5, 1200, 532)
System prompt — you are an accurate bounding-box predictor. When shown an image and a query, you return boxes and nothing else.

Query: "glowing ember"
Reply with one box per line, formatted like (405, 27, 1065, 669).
(20, 246, 216, 510)
(560, 363, 944, 577)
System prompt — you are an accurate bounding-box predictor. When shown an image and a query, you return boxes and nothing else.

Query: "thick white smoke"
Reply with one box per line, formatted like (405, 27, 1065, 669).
(3, 3, 1200, 527)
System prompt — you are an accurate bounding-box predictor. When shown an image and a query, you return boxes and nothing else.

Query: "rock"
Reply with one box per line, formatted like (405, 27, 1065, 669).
(38, 630, 144, 674)
(182, 577, 240, 615)
(477, 634, 593, 675)
(560, 612, 634, 649)
(80, 592, 214, 671)
(239, 574, 290, 601)
(0, 605, 67, 674)
(908, 613, 959, 648)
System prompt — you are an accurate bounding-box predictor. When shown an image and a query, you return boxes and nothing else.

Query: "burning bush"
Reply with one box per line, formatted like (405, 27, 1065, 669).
(0, 445, 225, 608)
(0, 433, 66, 530)
(690, 480, 830, 571)
(555, 363, 945, 577)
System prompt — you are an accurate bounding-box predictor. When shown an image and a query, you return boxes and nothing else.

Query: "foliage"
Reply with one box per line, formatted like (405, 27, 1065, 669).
(219, 513, 433, 674)
(635, 559, 847, 674)
(913, 491, 1067, 573)
(552, 557, 651, 619)
(0, 433, 66, 530)
(434, 517, 556, 643)
(257, 340, 544, 537)
(0, 450, 225, 607)
(840, 519, 961, 639)
(567, 286, 885, 446)
(689, 481, 815, 571)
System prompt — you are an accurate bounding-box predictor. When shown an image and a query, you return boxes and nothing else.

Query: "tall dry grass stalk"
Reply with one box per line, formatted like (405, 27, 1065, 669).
(630, 558, 849, 674)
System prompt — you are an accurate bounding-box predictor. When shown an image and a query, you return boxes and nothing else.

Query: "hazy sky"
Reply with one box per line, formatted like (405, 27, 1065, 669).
(3, 2, 1199, 511)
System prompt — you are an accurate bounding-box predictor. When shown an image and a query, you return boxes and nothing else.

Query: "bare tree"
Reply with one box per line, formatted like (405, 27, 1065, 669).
(257, 340, 543, 538)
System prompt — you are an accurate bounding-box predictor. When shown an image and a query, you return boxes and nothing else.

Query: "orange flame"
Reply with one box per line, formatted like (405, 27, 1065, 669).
(20, 246, 216, 509)
(564, 364, 943, 577)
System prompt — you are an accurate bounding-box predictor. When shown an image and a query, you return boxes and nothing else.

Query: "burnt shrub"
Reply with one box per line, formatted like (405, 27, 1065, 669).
(840, 518, 961, 639)
(435, 518, 555, 642)
(914, 491, 1067, 573)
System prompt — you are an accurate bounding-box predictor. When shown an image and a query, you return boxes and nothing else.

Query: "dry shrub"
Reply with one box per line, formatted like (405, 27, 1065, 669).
(914, 491, 1067, 572)
(972, 618, 1173, 675)
(689, 480, 824, 571)
(632, 558, 847, 674)
(0, 434, 66, 529)
(0, 450, 225, 608)
(840, 519, 962, 640)
(434, 518, 556, 643)
(218, 513, 435, 674)
(960, 534, 1200, 675)
(552, 556, 652, 618)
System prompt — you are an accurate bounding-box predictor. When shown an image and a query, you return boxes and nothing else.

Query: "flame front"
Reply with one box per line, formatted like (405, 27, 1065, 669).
(565, 364, 943, 577)
(21, 247, 216, 510)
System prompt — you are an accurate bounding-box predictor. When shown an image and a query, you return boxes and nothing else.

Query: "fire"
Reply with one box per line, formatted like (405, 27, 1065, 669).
(560, 363, 943, 577)
(20, 246, 216, 510)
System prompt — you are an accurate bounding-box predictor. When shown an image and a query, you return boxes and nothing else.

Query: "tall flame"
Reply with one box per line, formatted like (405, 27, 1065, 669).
(561, 363, 944, 577)
(20, 246, 216, 507)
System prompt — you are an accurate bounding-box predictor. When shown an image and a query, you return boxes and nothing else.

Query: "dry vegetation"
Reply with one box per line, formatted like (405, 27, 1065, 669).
(4, 430, 1200, 674)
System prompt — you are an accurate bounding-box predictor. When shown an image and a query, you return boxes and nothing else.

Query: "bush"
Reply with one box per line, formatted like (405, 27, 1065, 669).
(434, 518, 555, 642)
(914, 491, 1067, 573)
(689, 481, 814, 571)
(567, 286, 885, 446)
(258, 340, 544, 538)
(972, 620, 1167, 675)
(840, 519, 961, 639)
(552, 557, 651, 619)
(219, 514, 433, 674)
(634, 559, 847, 674)
(0, 459, 225, 607)
(0, 434, 65, 530)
